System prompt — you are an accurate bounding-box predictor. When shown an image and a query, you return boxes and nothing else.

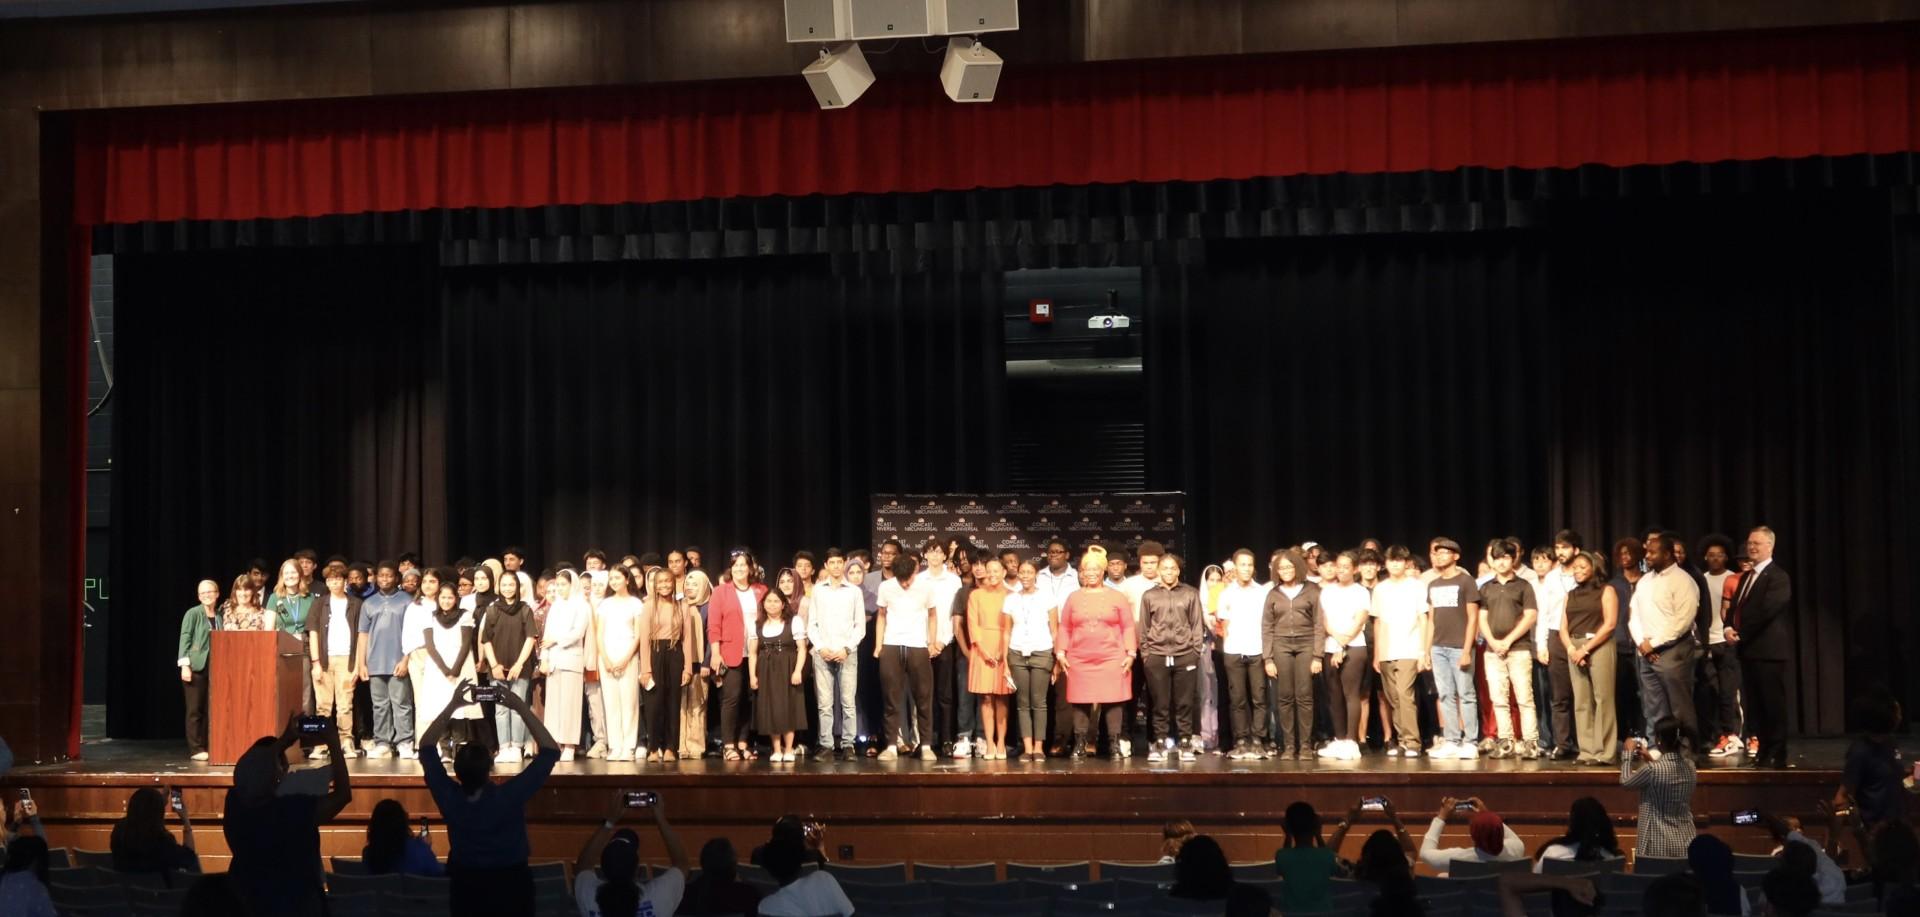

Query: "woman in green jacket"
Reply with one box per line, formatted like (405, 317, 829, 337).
(177, 580, 221, 761)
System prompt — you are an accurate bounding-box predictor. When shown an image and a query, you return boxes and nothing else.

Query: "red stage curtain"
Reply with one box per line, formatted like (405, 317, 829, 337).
(72, 25, 1920, 226)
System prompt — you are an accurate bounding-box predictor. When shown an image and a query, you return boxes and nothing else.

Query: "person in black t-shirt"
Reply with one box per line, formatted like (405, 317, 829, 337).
(1425, 538, 1482, 760)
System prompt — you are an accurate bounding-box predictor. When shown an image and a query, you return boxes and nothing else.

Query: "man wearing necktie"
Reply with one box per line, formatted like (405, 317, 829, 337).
(1724, 526, 1792, 768)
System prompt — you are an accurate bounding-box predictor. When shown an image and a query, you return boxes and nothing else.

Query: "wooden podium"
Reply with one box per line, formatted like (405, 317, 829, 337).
(209, 630, 308, 766)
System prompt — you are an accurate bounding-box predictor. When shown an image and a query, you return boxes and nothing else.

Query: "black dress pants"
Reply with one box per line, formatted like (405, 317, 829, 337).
(1222, 654, 1268, 745)
(1742, 654, 1787, 762)
(182, 673, 210, 755)
(881, 645, 934, 749)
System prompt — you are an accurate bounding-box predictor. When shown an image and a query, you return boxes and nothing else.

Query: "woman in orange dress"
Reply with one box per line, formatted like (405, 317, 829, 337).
(966, 557, 1014, 759)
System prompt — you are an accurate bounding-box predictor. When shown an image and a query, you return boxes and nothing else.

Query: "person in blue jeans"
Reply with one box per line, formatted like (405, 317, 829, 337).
(480, 571, 538, 764)
(1424, 538, 1481, 760)
(356, 561, 417, 759)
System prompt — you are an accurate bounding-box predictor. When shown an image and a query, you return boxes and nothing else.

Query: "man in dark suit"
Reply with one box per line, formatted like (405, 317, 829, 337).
(1726, 526, 1791, 768)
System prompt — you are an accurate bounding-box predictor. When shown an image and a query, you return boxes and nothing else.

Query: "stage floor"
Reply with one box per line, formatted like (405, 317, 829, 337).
(8, 735, 1878, 870)
(11, 734, 1869, 782)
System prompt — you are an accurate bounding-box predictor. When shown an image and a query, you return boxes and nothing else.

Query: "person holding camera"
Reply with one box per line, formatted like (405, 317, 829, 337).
(224, 712, 353, 917)
(419, 678, 560, 916)
(1418, 796, 1525, 876)
(572, 791, 688, 917)
(1622, 716, 1697, 858)
(110, 787, 199, 879)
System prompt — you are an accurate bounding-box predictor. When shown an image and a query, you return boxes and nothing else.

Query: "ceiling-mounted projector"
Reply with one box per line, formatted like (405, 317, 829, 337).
(1088, 314, 1133, 330)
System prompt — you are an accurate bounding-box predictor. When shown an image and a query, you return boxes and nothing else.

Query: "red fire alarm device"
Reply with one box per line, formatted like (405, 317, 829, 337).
(1029, 299, 1054, 325)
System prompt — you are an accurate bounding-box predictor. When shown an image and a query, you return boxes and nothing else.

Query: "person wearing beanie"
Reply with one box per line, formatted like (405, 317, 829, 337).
(1418, 796, 1525, 876)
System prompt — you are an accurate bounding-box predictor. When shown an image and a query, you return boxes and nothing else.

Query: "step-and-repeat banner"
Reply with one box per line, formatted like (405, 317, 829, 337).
(870, 493, 1188, 559)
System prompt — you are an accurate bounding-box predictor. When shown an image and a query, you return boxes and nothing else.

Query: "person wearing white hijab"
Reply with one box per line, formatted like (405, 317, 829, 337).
(541, 570, 590, 761)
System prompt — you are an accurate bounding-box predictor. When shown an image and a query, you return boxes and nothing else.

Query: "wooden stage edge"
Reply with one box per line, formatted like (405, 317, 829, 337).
(9, 754, 1848, 871)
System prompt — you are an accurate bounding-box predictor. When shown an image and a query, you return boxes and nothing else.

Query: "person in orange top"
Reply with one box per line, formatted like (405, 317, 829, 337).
(966, 557, 1015, 760)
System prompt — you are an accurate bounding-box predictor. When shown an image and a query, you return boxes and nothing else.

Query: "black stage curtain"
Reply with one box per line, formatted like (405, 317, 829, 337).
(438, 258, 1006, 570)
(106, 253, 1004, 738)
(1145, 191, 1920, 734)
(107, 246, 445, 738)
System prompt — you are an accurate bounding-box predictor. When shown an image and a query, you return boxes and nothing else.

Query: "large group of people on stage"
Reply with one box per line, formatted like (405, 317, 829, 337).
(173, 524, 1794, 768)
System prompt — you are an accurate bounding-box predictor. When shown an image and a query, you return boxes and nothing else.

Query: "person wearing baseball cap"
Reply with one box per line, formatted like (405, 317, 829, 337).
(1426, 537, 1482, 760)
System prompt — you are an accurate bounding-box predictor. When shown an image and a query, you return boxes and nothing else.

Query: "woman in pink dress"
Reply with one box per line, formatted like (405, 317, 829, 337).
(1059, 547, 1138, 759)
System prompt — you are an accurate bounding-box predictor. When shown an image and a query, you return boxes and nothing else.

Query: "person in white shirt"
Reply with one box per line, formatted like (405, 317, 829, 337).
(1005, 560, 1061, 761)
(306, 564, 363, 759)
(596, 567, 645, 763)
(918, 542, 966, 758)
(573, 793, 688, 917)
(875, 553, 938, 761)
(1627, 530, 1700, 748)
(807, 551, 866, 760)
(1036, 538, 1080, 755)
(756, 834, 854, 917)
(398, 567, 447, 757)
(1211, 549, 1272, 760)
(540, 571, 589, 761)
(1418, 796, 1526, 876)
(1370, 546, 1432, 758)
(1529, 547, 1577, 760)
(1698, 535, 1744, 758)
(1116, 540, 1164, 760)
(1317, 552, 1372, 761)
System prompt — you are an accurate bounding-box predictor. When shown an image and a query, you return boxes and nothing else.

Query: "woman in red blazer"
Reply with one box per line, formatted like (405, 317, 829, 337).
(708, 550, 768, 761)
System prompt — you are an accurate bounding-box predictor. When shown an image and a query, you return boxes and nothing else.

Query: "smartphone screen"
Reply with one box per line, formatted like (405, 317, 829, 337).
(1732, 808, 1761, 826)
(1361, 795, 1387, 811)
(624, 790, 657, 809)
(298, 715, 329, 735)
(1454, 800, 1477, 812)
(168, 789, 184, 811)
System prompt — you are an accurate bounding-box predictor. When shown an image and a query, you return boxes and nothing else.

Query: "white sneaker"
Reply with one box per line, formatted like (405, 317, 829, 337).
(308, 746, 330, 760)
(878, 746, 899, 761)
(495, 748, 514, 763)
(1345, 740, 1365, 760)
(559, 748, 575, 762)
(1430, 742, 1455, 760)
(635, 745, 648, 761)
(952, 738, 973, 759)
(1454, 742, 1479, 760)
(919, 745, 937, 761)
(369, 743, 392, 758)
(396, 743, 417, 760)
(1318, 742, 1342, 759)
(1386, 745, 1403, 758)
(1119, 738, 1133, 758)
(586, 742, 608, 759)
(190, 751, 210, 762)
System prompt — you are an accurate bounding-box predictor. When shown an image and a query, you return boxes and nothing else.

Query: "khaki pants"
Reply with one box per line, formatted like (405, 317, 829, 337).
(1380, 659, 1423, 752)
(1484, 648, 1538, 744)
(1568, 637, 1618, 762)
(313, 655, 357, 750)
